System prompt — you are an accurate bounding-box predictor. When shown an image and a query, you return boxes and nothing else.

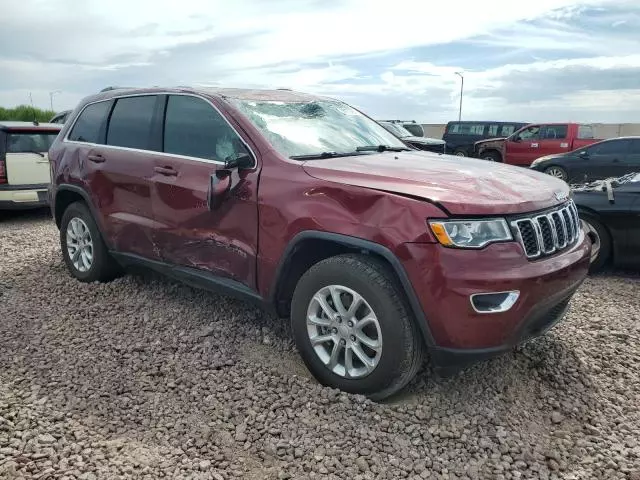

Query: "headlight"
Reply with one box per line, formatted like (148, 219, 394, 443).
(531, 156, 550, 167)
(429, 219, 512, 248)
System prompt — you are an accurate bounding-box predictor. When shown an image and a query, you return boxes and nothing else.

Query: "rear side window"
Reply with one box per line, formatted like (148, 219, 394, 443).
(629, 140, 640, 155)
(540, 125, 568, 140)
(7, 132, 59, 153)
(107, 96, 157, 150)
(447, 123, 485, 135)
(68, 101, 111, 143)
(577, 125, 594, 139)
(163, 95, 249, 162)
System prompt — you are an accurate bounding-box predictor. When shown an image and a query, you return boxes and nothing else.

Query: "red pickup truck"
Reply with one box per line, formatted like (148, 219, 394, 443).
(475, 123, 601, 166)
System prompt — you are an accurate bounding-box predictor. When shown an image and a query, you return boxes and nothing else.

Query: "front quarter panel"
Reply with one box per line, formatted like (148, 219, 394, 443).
(256, 152, 443, 296)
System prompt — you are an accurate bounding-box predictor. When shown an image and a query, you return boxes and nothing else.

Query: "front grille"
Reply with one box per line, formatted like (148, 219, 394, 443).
(513, 201, 581, 259)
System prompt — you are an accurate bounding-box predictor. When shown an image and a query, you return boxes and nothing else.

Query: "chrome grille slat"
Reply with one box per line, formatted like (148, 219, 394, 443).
(512, 201, 581, 260)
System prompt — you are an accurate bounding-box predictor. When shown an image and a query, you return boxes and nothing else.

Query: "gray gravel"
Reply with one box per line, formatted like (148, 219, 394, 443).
(1, 209, 639, 479)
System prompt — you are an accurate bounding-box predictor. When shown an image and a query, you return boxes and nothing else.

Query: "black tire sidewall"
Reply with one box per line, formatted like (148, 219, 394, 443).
(581, 214, 611, 272)
(60, 202, 111, 282)
(291, 258, 415, 396)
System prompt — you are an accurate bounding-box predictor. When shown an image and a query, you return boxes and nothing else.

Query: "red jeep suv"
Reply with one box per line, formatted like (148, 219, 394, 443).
(49, 87, 591, 399)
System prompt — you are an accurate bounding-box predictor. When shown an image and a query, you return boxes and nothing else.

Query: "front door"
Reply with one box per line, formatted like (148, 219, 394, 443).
(505, 125, 540, 166)
(150, 94, 260, 289)
(580, 139, 630, 181)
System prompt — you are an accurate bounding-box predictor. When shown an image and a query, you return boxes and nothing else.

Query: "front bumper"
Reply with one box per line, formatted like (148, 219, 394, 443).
(0, 184, 49, 209)
(399, 230, 591, 365)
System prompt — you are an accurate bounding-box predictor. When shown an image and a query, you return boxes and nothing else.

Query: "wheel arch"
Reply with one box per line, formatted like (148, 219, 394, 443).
(269, 231, 436, 348)
(480, 149, 503, 162)
(577, 207, 617, 265)
(54, 184, 111, 248)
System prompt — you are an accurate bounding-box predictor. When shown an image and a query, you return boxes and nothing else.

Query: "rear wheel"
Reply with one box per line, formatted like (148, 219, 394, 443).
(544, 166, 568, 182)
(290, 254, 423, 400)
(580, 215, 611, 273)
(60, 202, 121, 282)
(454, 149, 467, 157)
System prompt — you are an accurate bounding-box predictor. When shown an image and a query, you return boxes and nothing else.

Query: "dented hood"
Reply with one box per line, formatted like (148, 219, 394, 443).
(302, 151, 570, 215)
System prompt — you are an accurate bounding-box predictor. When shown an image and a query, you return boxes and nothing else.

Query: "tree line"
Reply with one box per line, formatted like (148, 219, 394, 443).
(0, 105, 56, 123)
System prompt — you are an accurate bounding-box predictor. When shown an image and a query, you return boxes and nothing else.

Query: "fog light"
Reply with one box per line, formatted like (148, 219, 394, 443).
(470, 291, 520, 314)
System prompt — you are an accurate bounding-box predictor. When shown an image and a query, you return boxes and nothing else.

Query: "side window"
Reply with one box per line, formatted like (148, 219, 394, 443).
(500, 125, 517, 136)
(163, 95, 249, 161)
(588, 140, 629, 155)
(516, 126, 540, 140)
(68, 101, 111, 143)
(577, 125, 594, 139)
(488, 124, 499, 136)
(447, 123, 461, 134)
(106, 96, 157, 150)
(628, 140, 640, 155)
(447, 123, 485, 135)
(540, 124, 568, 140)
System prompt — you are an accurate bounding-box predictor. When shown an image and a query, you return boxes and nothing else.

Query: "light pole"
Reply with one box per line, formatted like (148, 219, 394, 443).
(49, 90, 62, 112)
(455, 72, 464, 121)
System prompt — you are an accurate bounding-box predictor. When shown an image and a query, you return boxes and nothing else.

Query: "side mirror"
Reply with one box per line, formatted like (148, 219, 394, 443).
(224, 152, 252, 170)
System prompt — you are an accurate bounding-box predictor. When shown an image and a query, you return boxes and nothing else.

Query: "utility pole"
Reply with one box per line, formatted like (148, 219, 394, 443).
(455, 72, 464, 122)
(49, 90, 61, 112)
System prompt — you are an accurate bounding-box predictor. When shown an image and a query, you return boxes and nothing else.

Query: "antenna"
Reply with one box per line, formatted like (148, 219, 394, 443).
(29, 92, 39, 126)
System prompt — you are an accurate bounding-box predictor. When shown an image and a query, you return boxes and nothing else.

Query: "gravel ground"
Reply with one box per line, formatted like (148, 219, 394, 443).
(1, 209, 639, 480)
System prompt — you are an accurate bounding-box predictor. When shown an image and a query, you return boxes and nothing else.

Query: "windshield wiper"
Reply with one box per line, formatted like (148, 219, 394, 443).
(290, 151, 369, 160)
(356, 145, 411, 153)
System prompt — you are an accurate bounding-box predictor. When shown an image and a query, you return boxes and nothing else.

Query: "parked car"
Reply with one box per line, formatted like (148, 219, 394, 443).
(475, 123, 601, 166)
(443, 121, 528, 157)
(49, 87, 590, 399)
(379, 119, 424, 137)
(379, 121, 446, 153)
(50, 110, 71, 124)
(0, 121, 62, 209)
(530, 136, 640, 183)
(572, 172, 640, 272)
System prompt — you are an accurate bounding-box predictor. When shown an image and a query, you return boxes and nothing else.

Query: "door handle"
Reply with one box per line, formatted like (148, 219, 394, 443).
(154, 166, 178, 176)
(612, 158, 619, 163)
(87, 154, 105, 163)
(531, 143, 539, 148)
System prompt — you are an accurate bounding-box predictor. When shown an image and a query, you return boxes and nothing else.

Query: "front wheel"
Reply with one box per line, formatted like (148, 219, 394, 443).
(290, 254, 423, 400)
(482, 151, 502, 162)
(544, 166, 568, 182)
(454, 149, 467, 157)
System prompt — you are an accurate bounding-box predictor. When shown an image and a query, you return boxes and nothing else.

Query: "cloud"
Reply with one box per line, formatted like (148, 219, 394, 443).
(1, 0, 639, 124)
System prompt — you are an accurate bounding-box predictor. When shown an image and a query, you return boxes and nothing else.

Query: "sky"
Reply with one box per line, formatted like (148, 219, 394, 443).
(2, 0, 640, 124)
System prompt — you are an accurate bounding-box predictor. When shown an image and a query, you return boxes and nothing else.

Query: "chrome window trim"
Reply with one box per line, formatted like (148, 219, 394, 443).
(62, 91, 257, 169)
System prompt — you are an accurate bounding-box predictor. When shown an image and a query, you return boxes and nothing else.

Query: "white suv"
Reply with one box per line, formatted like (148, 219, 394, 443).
(0, 122, 62, 209)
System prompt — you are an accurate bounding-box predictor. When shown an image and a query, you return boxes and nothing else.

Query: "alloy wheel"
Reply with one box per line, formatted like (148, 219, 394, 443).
(306, 285, 382, 379)
(66, 217, 94, 272)
(545, 167, 567, 181)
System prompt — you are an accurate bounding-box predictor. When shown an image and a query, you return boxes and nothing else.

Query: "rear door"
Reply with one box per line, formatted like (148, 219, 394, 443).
(68, 95, 162, 259)
(150, 94, 260, 288)
(5, 129, 59, 186)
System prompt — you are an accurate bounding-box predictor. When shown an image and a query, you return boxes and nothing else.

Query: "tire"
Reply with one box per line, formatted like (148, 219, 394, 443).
(453, 149, 467, 157)
(60, 201, 121, 282)
(482, 151, 502, 162)
(290, 254, 424, 400)
(544, 165, 568, 182)
(580, 215, 611, 273)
